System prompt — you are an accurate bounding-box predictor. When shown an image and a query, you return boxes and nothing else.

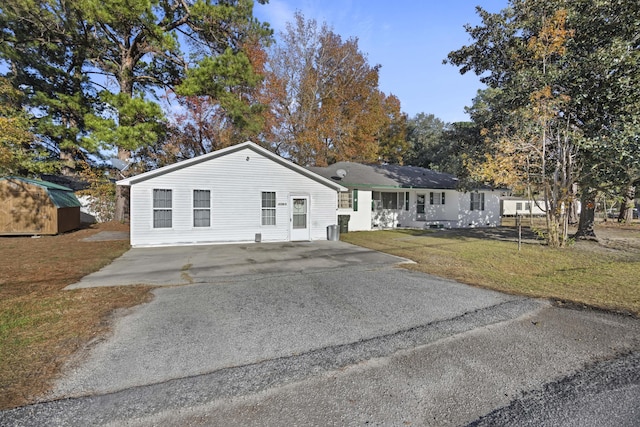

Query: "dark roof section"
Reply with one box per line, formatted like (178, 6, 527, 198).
(308, 162, 460, 190)
(0, 176, 82, 208)
(40, 174, 90, 191)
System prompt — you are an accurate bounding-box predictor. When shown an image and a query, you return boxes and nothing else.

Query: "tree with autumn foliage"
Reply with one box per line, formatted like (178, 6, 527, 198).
(154, 33, 278, 168)
(266, 12, 405, 166)
(1, 0, 271, 220)
(447, 0, 639, 246)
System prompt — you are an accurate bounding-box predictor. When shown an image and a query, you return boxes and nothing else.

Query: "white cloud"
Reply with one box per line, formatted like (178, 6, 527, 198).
(255, 0, 295, 33)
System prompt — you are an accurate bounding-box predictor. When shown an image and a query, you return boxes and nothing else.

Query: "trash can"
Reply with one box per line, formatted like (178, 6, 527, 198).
(326, 224, 339, 241)
(338, 215, 350, 234)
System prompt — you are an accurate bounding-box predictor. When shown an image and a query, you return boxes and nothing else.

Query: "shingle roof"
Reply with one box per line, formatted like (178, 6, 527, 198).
(1, 176, 82, 208)
(308, 162, 460, 190)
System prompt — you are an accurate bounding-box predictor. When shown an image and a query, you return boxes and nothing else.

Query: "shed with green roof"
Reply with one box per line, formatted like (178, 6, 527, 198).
(0, 176, 81, 235)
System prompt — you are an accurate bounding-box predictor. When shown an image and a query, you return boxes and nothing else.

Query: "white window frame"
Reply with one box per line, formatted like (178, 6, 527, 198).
(470, 192, 485, 211)
(193, 189, 211, 227)
(153, 189, 172, 228)
(261, 191, 276, 226)
(338, 191, 353, 209)
(430, 192, 445, 205)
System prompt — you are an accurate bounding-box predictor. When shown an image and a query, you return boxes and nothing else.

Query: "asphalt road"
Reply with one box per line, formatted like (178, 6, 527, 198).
(1, 241, 639, 426)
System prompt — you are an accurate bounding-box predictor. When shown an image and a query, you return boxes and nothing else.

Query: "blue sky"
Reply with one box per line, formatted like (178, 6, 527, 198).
(254, 0, 509, 123)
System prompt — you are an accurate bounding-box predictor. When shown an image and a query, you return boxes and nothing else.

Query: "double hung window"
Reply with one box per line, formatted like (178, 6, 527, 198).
(193, 190, 210, 227)
(430, 192, 445, 205)
(153, 189, 172, 228)
(470, 192, 485, 211)
(261, 191, 276, 225)
(338, 191, 352, 209)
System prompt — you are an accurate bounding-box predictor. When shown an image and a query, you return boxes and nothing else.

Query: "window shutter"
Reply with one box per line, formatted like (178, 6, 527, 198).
(481, 193, 485, 211)
(352, 189, 358, 211)
(430, 192, 434, 205)
(442, 192, 445, 205)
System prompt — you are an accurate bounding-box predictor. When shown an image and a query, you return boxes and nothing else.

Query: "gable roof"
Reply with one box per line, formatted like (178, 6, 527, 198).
(308, 162, 460, 190)
(116, 141, 347, 191)
(0, 176, 82, 208)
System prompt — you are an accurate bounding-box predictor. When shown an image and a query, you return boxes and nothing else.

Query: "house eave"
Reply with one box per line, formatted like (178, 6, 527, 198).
(116, 141, 347, 192)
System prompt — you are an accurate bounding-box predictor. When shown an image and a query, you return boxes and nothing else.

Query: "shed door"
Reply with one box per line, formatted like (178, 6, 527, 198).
(290, 196, 310, 241)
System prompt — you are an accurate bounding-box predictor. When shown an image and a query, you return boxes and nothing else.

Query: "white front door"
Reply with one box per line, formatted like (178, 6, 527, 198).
(290, 196, 310, 241)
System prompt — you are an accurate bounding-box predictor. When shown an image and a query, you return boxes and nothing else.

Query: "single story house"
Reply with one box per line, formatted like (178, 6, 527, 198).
(0, 176, 81, 235)
(117, 141, 346, 247)
(501, 196, 547, 217)
(308, 162, 504, 230)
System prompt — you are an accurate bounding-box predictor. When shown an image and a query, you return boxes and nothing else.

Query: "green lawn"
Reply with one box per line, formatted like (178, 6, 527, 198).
(341, 228, 640, 317)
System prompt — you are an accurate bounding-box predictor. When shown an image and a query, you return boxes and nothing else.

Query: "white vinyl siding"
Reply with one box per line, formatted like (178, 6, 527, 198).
(193, 190, 210, 227)
(261, 191, 276, 225)
(126, 146, 342, 246)
(153, 189, 172, 228)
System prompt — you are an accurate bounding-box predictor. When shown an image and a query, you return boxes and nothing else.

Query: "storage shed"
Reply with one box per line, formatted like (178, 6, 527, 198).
(0, 176, 82, 235)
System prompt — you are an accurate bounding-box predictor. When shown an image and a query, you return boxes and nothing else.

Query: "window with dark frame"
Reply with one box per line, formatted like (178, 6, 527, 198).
(381, 192, 398, 209)
(372, 191, 381, 211)
(430, 192, 445, 205)
(261, 191, 276, 225)
(193, 190, 210, 227)
(417, 194, 426, 215)
(153, 189, 172, 228)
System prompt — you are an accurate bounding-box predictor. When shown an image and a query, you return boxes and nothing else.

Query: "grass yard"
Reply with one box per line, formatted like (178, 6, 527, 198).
(342, 224, 640, 317)
(0, 223, 151, 410)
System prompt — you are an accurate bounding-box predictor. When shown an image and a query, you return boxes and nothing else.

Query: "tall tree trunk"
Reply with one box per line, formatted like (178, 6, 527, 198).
(114, 147, 131, 222)
(115, 185, 130, 223)
(618, 184, 636, 223)
(574, 188, 597, 240)
(114, 64, 134, 222)
(568, 184, 579, 224)
(59, 148, 76, 176)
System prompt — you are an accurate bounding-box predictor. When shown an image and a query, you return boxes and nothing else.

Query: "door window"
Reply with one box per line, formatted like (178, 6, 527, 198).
(292, 198, 307, 229)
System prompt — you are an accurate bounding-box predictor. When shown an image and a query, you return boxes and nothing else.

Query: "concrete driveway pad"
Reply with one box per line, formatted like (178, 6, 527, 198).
(66, 241, 410, 289)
